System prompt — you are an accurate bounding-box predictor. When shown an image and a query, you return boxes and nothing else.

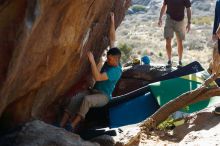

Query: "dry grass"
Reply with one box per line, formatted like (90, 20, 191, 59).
(192, 16, 213, 25)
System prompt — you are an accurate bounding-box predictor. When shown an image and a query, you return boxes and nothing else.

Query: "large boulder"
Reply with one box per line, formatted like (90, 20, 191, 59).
(0, 0, 131, 131)
(0, 120, 99, 146)
(0, 120, 140, 146)
(113, 64, 172, 96)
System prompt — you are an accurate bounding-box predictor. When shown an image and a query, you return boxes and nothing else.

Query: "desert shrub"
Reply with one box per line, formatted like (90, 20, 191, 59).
(118, 43, 133, 64)
(157, 117, 175, 130)
(186, 38, 206, 50)
(192, 16, 213, 25)
(131, 5, 147, 13)
(157, 117, 185, 130)
(121, 30, 129, 36)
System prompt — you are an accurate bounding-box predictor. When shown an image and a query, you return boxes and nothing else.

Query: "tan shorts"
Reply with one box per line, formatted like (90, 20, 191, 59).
(65, 90, 109, 119)
(164, 15, 186, 40)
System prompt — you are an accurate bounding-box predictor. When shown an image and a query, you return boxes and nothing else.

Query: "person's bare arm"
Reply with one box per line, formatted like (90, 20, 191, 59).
(97, 57, 104, 71)
(158, 3, 167, 27)
(87, 51, 108, 81)
(186, 7, 192, 33)
(109, 12, 116, 48)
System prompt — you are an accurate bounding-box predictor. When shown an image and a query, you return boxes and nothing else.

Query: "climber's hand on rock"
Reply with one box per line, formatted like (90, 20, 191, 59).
(87, 51, 95, 63)
(110, 12, 115, 23)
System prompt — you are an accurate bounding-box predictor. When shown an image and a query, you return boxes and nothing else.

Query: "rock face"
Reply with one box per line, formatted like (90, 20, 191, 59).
(0, 0, 131, 130)
(0, 120, 99, 146)
(0, 120, 140, 146)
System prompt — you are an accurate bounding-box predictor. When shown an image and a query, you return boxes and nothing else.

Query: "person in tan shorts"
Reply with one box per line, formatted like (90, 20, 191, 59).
(164, 15, 186, 42)
(158, 0, 192, 68)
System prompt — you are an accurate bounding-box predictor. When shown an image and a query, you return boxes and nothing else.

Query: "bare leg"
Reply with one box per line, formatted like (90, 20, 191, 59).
(166, 38, 172, 61)
(71, 114, 82, 129)
(70, 93, 109, 129)
(60, 112, 70, 128)
(176, 33, 183, 62)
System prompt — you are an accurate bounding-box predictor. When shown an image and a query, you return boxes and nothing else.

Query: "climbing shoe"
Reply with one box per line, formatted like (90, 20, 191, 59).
(214, 106, 220, 115)
(177, 61, 183, 68)
(166, 60, 172, 68)
(65, 123, 75, 133)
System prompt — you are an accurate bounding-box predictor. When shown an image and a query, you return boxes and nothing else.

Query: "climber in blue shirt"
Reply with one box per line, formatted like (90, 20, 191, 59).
(59, 12, 122, 132)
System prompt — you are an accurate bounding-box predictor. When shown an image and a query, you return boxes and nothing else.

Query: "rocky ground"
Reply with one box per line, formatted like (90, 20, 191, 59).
(3, 104, 218, 146)
(134, 104, 220, 146)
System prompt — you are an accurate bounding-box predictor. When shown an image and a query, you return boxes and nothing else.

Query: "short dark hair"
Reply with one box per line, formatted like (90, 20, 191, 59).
(107, 47, 121, 56)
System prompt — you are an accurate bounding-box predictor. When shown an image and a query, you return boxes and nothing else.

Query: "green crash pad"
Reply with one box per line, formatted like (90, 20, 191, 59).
(149, 71, 220, 113)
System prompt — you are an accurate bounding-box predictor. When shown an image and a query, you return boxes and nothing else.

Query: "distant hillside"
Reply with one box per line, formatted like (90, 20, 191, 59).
(131, 0, 216, 16)
(132, 0, 152, 5)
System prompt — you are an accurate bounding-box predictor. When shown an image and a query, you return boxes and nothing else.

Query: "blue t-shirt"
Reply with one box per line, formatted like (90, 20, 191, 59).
(93, 62, 122, 99)
(213, 0, 220, 35)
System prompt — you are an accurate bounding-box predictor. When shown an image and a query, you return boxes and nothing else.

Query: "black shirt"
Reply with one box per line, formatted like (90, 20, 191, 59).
(164, 0, 191, 21)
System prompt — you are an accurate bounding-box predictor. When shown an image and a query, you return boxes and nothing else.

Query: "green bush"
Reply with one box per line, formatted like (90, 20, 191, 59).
(157, 117, 175, 130)
(118, 43, 133, 64)
(131, 5, 147, 13)
(191, 16, 213, 25)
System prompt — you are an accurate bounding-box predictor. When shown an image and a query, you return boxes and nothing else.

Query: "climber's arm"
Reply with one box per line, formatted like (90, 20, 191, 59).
(109, 12, 116, 48)
(87, 51, 108, 81)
